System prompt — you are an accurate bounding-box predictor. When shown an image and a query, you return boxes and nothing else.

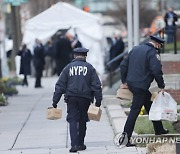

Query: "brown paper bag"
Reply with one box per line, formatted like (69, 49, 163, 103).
(117, 87, 158, 101)
(150, 92, 159, 101)
(116, 88, 133, 100)
(47, 107, 62, 120)
(87, 104, 102, 121)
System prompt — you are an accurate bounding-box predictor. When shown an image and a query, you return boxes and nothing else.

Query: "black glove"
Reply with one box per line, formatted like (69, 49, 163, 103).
(95, 102, 101, 107)
(52, 102, 57, 108)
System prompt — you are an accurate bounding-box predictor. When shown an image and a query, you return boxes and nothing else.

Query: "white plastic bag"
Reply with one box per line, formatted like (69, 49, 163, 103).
(149, 92, 177, 121)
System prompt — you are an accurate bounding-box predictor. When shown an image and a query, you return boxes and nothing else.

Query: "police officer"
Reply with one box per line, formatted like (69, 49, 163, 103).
(120, 35, 168, 147)
(52, 47, 102, 153)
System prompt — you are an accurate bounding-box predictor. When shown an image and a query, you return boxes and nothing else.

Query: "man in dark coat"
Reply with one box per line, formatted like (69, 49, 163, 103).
(54, 33, 72, 76)
(44, 39, 54, 77)
(18, 44, 32, 86)
(120, 35, 168, 147)
(52, 47, 102, 153)
(164, 7, 178, 43)
(71, 34, 82, 49)
(109, 34, 125, 71)
(33, 39, 45, 88)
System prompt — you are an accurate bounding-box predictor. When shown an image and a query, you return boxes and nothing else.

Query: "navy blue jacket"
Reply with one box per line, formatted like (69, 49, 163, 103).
(120, 43, 165, 90)
(53, 58, 102, 106)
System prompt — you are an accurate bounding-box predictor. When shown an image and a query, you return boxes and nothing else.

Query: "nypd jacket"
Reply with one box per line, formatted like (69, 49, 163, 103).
(53, 58, 102, 106)
(120, 43, 165, 90)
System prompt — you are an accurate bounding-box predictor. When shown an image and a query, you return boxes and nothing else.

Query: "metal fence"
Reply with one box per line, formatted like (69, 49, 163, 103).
(106, 26, 179, 87)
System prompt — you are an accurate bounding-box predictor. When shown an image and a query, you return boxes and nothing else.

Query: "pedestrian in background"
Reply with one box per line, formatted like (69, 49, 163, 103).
(44, 39, 54, 77)
(109, 31, 125, 71)
(164, 7, 178, 43)
(33, 39, 45, 88)
(66, 32, 82, 60)
(17, 44, 32, 86)
(120, 35, 168, 147)
(54, 32, 72, 76)
(52, 47, 102, 153)
(71, 34, 82, 49)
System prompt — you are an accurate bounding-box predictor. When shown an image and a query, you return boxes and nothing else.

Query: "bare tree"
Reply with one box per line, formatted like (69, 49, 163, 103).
(28, 0, 76, 17)
(29, 0, 51, 17)
(105, 0, 159, 29)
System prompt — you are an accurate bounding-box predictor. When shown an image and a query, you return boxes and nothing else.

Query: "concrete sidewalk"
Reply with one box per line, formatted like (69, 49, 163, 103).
(0, 77, 145, 154)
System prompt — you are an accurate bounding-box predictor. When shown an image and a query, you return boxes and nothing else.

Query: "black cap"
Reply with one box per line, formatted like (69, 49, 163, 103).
(73, 47, 89, 53)
(150, 35, 165, 46)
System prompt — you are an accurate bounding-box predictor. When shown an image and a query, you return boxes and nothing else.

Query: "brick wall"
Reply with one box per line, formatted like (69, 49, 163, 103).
(162, 61, 180, 74)
(166, 89, 180, 102)
(161, 54, 180, 102)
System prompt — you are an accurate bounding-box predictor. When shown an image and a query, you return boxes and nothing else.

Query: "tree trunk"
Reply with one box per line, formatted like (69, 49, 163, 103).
(11, 5, 22, 72)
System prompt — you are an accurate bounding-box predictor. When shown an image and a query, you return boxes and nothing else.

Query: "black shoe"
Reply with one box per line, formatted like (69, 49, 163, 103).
(126, 141, 136, 147)
(69, 146, 78, 153)
(155, 129, 169, 135)
(78, 144, 86, 151)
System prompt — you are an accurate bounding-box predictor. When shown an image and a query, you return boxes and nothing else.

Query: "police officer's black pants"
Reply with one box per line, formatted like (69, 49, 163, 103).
(67, 97, 90, 147)
(124, 85, 164, 140)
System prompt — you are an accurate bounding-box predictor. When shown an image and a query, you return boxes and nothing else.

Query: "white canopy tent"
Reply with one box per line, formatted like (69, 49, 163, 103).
(22, 2, 107, 75)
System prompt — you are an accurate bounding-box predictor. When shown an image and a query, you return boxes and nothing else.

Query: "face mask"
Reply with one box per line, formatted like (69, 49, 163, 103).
(155, 43, 163, 53)
(156, 46, 163, 54)
(157, 48, 161, 53)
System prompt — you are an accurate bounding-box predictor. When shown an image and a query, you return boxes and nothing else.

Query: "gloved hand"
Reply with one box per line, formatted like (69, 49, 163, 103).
(52, 102, 57, 108)
(120, 83, 128, 89)
(160, 88, 165, 95)
(95, 102, 101, 107)
(158, 88, 165, 95)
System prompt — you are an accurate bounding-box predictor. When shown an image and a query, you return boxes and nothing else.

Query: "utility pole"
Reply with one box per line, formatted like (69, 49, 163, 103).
(127, 0, 139, 51)
(133, 0, 139, 46)
(127, 0, 133, 52)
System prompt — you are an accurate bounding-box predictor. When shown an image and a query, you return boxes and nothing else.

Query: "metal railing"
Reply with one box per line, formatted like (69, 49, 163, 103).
(106, 27, 178, 87)
(106, 50, 128, 87)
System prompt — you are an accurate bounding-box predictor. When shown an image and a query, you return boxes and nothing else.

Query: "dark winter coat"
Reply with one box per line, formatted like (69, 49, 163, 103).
(53, 58, 102, 107)
(33, 44, 45, 70)
(74, 40, 82, 49)
(164, 11, 178, 27)
(55, 37, 72, 75)
(109, 38, 125, 70)
(18, 49, 32, 75)
(120, 43, 165, 90)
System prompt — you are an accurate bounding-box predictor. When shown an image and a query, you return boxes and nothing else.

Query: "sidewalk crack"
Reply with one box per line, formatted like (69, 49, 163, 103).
(9, 94, 45, 150)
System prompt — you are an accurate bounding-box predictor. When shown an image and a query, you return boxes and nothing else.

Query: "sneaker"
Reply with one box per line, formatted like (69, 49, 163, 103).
(126, 141, 136, 147)
(155, 129, 169, 135)
(118, 132, 127, 145)
(78, 144, 86, 151)
(69, 146, 78, 153)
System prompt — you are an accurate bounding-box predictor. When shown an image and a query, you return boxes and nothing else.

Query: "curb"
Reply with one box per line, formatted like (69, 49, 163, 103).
(103, 95, 130, 134)
(103, 95, 147, 153)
